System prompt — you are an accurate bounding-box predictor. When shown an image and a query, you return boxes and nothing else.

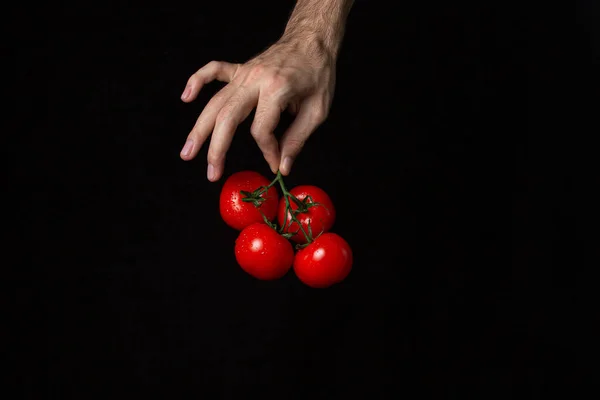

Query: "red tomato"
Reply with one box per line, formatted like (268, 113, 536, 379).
(293, 233, 352, 288)
(277, 185, 336, 244)
(220, 171, 279, 231)
(234, 223, 294, 280)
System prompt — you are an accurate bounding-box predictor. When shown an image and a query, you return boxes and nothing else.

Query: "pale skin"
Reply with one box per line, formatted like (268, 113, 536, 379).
(179, 0, 354, 181)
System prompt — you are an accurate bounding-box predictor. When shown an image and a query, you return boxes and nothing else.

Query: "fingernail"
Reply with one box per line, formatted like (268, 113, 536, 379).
(181, 85, 191, 100)
(181, 139, 193, 157)
(207, 164, 215, 181)
(281, 157, 293, 175)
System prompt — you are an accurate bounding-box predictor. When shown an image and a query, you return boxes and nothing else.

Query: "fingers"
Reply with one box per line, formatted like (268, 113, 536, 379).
(179, 61, 239, 161)
(206, 86, 259, 181)
(250, 94, 285, 173)
(180, 85, 234, 161)
(181, 61, 239, 102)
(180, 57, 328, 180)
(278, 97, 327, 176)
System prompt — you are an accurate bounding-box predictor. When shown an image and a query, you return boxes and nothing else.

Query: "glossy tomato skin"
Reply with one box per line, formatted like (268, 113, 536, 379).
(235, 223, 294, 280)
(294, 233, 352, 288)
(277, 185, 336, 244)
(220, 171, 279, 231)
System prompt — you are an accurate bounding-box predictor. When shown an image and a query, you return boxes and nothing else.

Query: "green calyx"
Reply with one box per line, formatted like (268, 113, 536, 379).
(240, 185, 270, 208)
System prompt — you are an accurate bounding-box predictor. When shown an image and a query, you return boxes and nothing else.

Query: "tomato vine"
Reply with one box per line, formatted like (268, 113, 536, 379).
(240, 170, 321, 247)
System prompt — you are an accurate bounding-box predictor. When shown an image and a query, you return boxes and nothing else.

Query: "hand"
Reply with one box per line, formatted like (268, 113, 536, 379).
(179, 37, 336, 182)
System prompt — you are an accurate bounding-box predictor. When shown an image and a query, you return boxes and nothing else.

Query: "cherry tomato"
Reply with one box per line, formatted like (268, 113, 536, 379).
(293, 233, 352, 288)
(234, 223, 294, 280)
(220, 171, 279, 231)
(277, 185, 336, 244)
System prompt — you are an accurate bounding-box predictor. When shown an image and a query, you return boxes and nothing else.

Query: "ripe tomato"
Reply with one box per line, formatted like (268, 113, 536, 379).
(293, 233, 352, 288)
(234, 223, 294, 280)
(277, 185, 336, 244)
(220, 171, 279, 231)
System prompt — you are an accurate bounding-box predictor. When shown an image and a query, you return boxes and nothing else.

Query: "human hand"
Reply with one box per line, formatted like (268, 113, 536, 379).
(179, 37, 336, 182)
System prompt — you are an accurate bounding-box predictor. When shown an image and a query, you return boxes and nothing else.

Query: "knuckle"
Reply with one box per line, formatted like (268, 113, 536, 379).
(194, 61, 221, 81)
(207, 60, 221, 68)
(311, 107, 328, 125)
(192, 114, 209, 134)
(285, 138, 305, 153)
(216, 105, 240, 130)
(250, 127, 271, 145)
(207, 150, 223, 165)
(264, 74, 289, 93)
(249, 123, 264, 139)
(247, 65, 266, 80)
(250, 113, 273, 138)
(205, 60, 223, 73)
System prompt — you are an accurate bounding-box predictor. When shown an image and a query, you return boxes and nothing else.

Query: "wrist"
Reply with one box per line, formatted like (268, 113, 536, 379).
(280, 25, 337, 60)
(281, 0, 353, 59)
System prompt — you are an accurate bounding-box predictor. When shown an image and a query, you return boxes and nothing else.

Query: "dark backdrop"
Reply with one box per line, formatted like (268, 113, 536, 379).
(8, 1, 597, 398)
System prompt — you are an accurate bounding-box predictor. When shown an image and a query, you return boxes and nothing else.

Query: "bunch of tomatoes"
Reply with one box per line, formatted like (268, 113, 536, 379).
(219, 171, 352, 288)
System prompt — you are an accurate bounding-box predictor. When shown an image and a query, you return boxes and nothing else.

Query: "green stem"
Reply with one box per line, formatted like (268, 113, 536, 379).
(272, 171, 312, 244)
(250, 174, 281, 198)
(240, 170, 313, 244)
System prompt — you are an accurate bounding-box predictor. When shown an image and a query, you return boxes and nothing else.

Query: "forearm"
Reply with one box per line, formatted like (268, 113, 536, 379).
(281, 0, 354, 58)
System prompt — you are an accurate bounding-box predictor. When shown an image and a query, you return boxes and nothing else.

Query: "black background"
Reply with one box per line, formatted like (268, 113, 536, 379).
(8, 0, 598, 398)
